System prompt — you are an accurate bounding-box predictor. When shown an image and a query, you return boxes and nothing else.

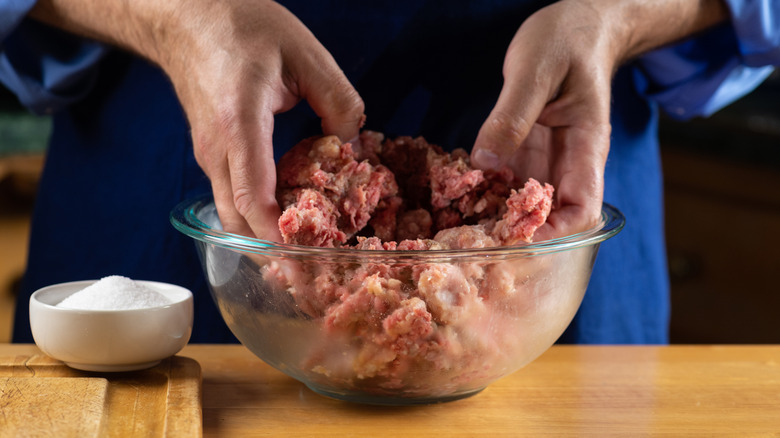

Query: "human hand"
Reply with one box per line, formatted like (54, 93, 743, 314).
(30, 0, 365, 241)
(470, 0, 727, 241)
(165, 1, 365, 240)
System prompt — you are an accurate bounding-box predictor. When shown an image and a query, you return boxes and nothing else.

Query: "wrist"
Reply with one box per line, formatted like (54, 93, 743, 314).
(581, 0, 729, 64)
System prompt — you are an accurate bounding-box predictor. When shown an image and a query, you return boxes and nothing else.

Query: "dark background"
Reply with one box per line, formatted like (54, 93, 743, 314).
(659, 71, 780, 343)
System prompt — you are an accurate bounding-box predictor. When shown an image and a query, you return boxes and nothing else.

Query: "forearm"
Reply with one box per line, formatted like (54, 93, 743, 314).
(28, 0, 188, 70)
(596, 0, 729, 63)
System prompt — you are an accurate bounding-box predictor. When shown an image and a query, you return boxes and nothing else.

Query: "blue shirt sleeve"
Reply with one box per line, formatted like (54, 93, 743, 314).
(727, 0, 780, 66)
(0, 7, 108, 115)
(0, 0, 36, 43)
(634, 0, 779, 121)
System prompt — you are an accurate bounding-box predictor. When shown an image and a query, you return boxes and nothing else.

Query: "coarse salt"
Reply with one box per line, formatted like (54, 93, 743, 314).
(56, 275, 171, 310)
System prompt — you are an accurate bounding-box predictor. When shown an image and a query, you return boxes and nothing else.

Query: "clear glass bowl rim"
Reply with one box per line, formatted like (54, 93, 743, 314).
(170, 195, 625, 261)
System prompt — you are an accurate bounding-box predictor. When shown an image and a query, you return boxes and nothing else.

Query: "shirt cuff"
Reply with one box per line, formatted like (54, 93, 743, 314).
(633, 20, 775, 121)
(0, 19, 109, 115)
(724, 0, 780, 67)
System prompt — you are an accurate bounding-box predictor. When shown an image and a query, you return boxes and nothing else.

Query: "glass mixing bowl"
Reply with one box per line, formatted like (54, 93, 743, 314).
(171, 196, 624, 405)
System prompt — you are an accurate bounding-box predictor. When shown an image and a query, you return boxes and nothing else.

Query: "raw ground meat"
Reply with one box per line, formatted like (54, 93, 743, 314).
(278, 131, 553, 247)
(267, 131, 556, 398)
(277, 135, 399, 246)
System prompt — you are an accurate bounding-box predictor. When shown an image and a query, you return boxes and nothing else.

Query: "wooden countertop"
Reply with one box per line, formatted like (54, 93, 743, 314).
(3, 344, 779, 435)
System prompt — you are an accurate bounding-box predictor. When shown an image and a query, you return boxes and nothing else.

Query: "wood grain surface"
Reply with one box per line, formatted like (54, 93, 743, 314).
(0, 348, 202, 437)
(183, 344, 780, 436)
(3, 344, 779, 436)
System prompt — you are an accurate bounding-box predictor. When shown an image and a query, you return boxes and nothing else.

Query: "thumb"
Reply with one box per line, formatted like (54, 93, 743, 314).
(471, 77, 550, 170)
(471, 23, 565, 171)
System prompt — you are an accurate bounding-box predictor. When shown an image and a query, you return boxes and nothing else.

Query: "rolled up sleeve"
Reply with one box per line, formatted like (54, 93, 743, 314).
(0, 5, 108, 115)
(0, 0, 37, 43)
(726, 0, 780, 66)
(633, 0, 779, 120)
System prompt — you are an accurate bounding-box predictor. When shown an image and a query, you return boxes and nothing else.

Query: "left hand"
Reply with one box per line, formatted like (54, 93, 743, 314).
(470, 0, 728, 241)
(471, 0, 613, 241)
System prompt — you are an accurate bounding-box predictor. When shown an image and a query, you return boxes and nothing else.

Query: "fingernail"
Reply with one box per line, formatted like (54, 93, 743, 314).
(473, 149, 500, 170)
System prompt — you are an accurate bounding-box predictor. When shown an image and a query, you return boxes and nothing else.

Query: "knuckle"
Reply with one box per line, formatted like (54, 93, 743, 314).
(214, 101, 244, 140)
(232, 186, 257, 219)
(489, 110, 533, 148)
(327, 77, 365, 119)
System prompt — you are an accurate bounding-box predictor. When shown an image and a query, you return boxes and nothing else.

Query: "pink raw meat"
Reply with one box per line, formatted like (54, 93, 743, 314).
(268, 131, 556, 397)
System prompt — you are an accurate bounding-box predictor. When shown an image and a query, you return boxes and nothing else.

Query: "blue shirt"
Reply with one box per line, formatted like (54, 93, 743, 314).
(2, 0, 778, 344)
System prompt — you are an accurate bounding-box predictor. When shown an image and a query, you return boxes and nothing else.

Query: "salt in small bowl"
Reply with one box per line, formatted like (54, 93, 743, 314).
(29, 279, 193, 372)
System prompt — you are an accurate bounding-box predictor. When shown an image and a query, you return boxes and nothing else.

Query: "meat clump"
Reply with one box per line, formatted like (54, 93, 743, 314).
(277, 131, 553, 247)
(269, 131, 556, 397)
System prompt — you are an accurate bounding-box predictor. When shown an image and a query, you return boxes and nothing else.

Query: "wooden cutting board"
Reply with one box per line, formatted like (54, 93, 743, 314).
(0, 354, 202, 437)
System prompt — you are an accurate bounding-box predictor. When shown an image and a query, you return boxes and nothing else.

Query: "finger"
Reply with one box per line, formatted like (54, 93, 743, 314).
(224, 104, 283, 242)
(505, 123, 553, 182)
(191, 120, 256, 239)
(471, 40, 560, 170)
(210, 162, 254, 238)
(533, 123, 610, 241)
(292, 50, 366, 143)
(542, 78, 611, 215)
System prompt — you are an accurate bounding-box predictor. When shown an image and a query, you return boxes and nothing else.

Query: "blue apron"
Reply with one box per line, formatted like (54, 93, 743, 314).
(12, 0, 669, 344)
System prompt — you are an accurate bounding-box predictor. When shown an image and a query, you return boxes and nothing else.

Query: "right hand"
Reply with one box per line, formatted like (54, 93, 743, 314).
(31, 0, 366, 241)
(159, 1, 365, 241)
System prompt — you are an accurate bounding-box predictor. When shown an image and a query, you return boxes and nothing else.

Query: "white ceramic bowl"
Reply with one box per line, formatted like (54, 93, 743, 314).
(30, 280, 194, 372)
